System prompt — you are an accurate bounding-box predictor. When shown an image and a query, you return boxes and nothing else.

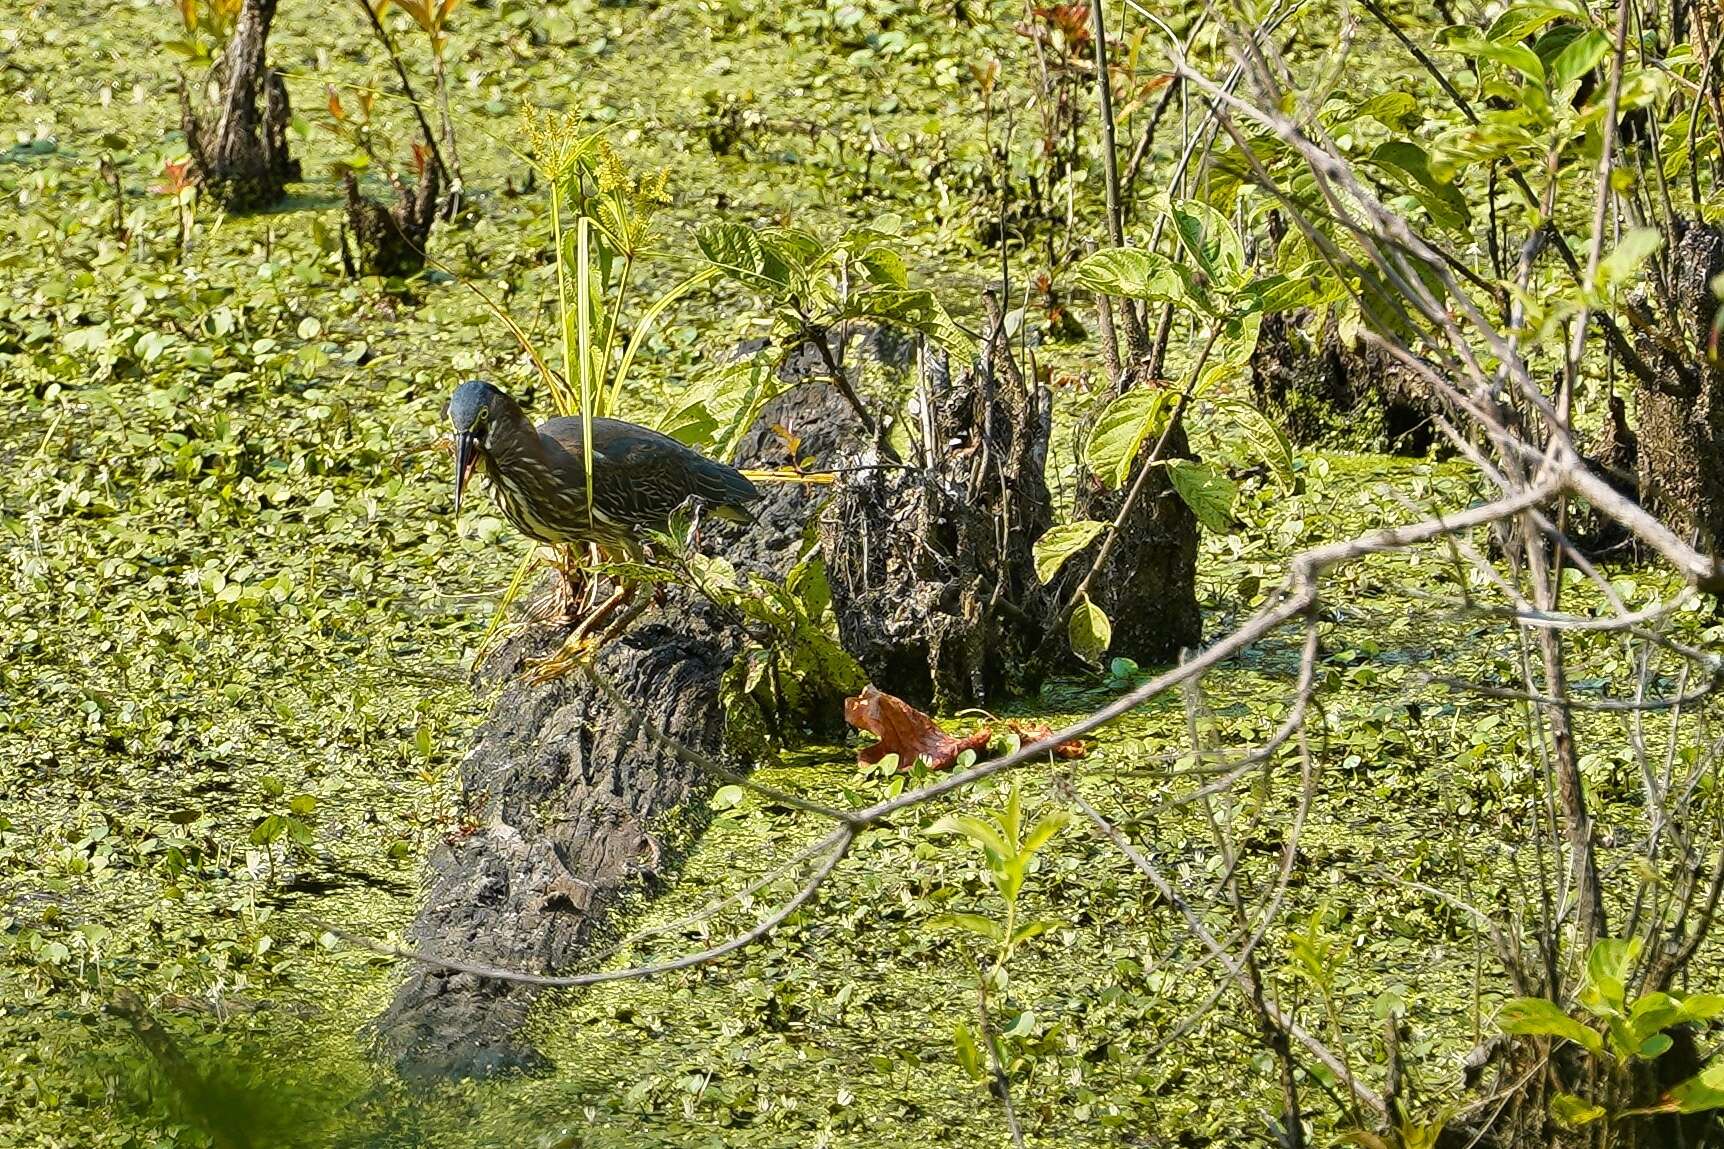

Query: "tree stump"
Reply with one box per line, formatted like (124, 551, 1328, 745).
(1250, 310, 1444, 454)
(371, 385, 862, 1081)
(1062, 407, 1203, 665)
(1634, 219, 1724, 554)
(342, 163, 440, 279)
(818, 336, 1057, 710)
(180, 0, 298, 212)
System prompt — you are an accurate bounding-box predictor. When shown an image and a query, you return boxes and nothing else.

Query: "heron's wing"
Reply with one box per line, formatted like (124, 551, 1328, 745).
(536, 417, 760, 525)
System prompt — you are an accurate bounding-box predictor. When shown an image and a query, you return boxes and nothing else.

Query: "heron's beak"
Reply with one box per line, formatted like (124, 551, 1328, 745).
(453, 432, 479, 519)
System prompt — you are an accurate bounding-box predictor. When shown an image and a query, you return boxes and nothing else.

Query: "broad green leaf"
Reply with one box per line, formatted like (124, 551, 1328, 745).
(850, 288, 976, 361)
(1020, 810, 1070, 855)
(1549, 1092, 1607, 1129)
(1670, 1060, 1724, 1113)
(1086, 387, 1175, 489)
(1583, 937, 1640, 1015)
(697, 222, 794, 296)
(1487, 6, 1563, 44)
(1010, 920, 1058, 946)
(1215, 399, 1295, 491)
(953, 1021, 986, 1081)
(1212, 310, 1263, 368)
(1166, 460, 1236, 531)
(1170, 200, 1246, 289)
(1598, 228, 1662, 291)
(1681, 993, 1724, 1022)
(1356, 91, 1421, 131)
(929, 912, 1005, 941)
(250, 814, 286, 846)
(1498, 997, 1605, 1056)
(1072, 247, 1191, 304)
(848, 238, 909, 289)
(930, 813, 1012, 866)
(1369, 141, 1470, 230)
(1476, 38, 1548, 84)
(1638, 1033, 1674, 1059)
(1550, 28, 1610, 90)
(1032, 521, 1108, 584)
(1243, 266, 1346, 315)
(1629, 991, 1684, 1046)
(1069, 596, 1112, 665)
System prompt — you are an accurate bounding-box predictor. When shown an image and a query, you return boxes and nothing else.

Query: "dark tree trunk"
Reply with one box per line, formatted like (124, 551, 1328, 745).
(1635, 219, 1724, 554)
(1251, 310, 1445, 455)
(819, 336, 1057, 710)
(180, 0, 298, 212)
(1063, 411, 1203, 664)
(342, 161, 440, 279)
(371, 385, 864, 1082)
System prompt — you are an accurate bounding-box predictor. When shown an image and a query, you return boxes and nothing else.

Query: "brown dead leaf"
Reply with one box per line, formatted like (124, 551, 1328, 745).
(1006, 720, 1088, 760)
(845, 686, 992, 771)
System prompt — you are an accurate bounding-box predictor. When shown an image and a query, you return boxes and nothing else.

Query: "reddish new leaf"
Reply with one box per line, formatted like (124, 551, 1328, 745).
(1006, 720, 1088, 760)
(845, 686, 991, 771)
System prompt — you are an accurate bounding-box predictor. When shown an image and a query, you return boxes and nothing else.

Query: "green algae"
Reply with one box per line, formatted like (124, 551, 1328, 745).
(4, 1, 1724, 1147)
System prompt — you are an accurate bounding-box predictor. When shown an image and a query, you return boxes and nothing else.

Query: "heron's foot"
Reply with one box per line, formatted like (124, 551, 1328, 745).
(527, 554, 595, 625)
(523, 584, 637, 683)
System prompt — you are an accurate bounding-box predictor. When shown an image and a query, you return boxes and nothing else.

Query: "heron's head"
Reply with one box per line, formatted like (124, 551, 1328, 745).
(447, 379, 511, 519)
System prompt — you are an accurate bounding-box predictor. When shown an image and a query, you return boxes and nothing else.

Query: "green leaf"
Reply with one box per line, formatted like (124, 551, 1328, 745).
(1369, 141, 1471, 230)
(953, 1021, 986, 1081)
(1671, 1061, 1724, 1113)
(929, 913, 1005, 942)
(1550, 28, 1610, 89)
(697, 222, 794, 296)
(1486, 5, 1564, 44)
(1242, 266, 1346, 315)
(288, 794, 317, 816)
(1069, 596, 1112, 665)
(1442, 31, 1547, 84)
(1629, 991, 1684, 1046)
(1032, 521, 1108, 584)
(1598, 228, 1662, 291)
(850, 288, 976, 361)
(1583, 937, 1640, 1015)
(1072, 247, 1191, 304)
(1166, 461, 1237, 531)
(1086, 388, 1175, 489)
(1009, 920, 1058, 947)
(1498, 997, 1605, 1056)
(1170, 200, 1246, 289)
(1549, 1092, 1607, 1129)
(1215, 399, 1294, 490)
(929, 813, 1012, 866)
(711, 784, 746, 810)
(1356, 91, 1421, 131)
(1020, 810, 1070, 856)
(250, 814, 286, 846)
(1680, 993, 1724, 1022)
(1638, 1033, 1674, 1059)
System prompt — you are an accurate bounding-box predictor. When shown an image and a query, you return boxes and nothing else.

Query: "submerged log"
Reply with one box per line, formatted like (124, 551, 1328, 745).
(1634, 219, 1724, 554)
(819, 338, 1057, 710)
(179, 0, 298, 212)
(372, 384, 862, 1082)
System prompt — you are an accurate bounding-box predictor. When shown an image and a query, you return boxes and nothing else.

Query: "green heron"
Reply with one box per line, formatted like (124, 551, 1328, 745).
(448, 378, 760, 647)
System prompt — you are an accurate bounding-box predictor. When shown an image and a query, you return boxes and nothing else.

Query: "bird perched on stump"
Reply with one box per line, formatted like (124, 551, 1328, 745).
(446, 379, 760, 652)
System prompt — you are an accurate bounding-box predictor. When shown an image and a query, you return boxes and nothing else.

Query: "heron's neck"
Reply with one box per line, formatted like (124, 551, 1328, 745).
(482, 408, 546, 474)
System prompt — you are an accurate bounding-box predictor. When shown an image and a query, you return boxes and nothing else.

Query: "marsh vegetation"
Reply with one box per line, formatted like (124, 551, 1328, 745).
(6, 1, 1724, 1147)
